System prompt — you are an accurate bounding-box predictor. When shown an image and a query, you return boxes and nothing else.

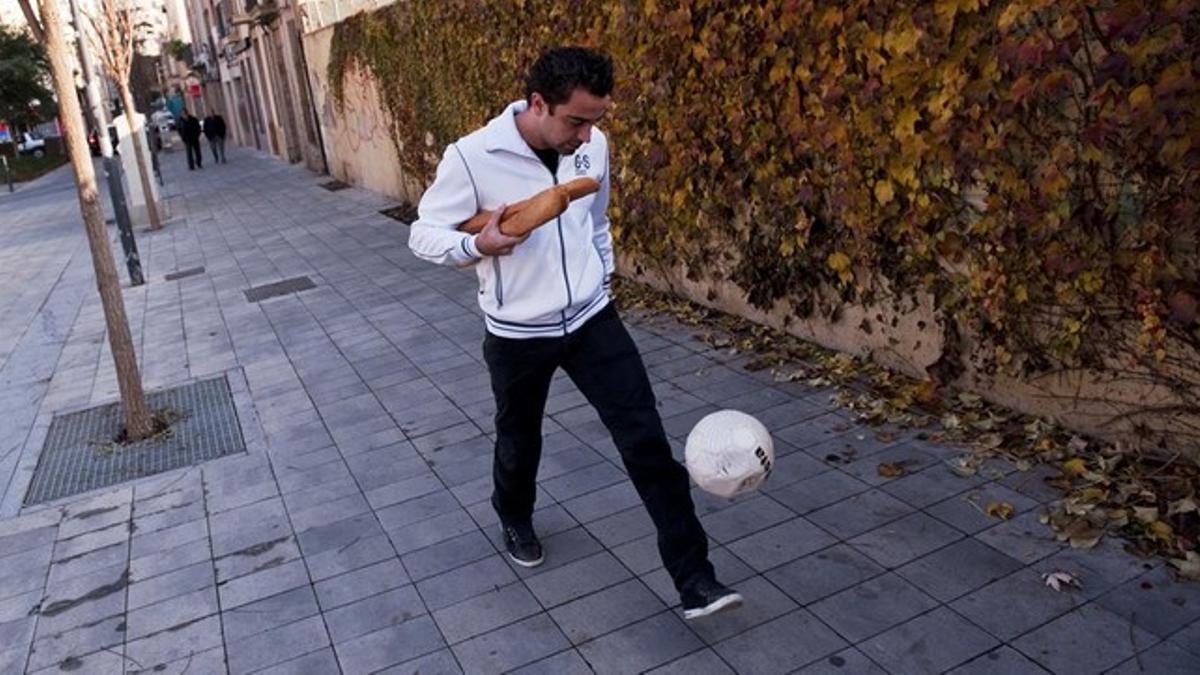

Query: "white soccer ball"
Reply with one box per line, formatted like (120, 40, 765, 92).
(684, 410, 774, 498)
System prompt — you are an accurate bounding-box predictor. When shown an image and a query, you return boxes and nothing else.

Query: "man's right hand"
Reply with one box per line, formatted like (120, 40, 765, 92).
(473, 204, 527, 256)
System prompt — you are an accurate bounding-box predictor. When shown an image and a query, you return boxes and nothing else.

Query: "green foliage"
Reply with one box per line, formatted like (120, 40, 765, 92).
(329, 0, 1199, 384)
(0, 23, 56, 128)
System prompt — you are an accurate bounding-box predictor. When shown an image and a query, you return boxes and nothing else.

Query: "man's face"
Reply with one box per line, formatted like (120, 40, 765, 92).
(529, 88, 611, 155)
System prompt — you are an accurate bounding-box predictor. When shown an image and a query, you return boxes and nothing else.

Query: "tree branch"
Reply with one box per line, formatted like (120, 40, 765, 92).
(15, 0, 45, 43)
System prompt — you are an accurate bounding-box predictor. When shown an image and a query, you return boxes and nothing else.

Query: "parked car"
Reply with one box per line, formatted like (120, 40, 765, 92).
(17, 132, 46, 157)
(87, 126, 121, 156)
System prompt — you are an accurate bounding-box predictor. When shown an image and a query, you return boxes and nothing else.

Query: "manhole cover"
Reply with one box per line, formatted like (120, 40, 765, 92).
(164, 266, 206, 281)
(320, 180, 349, 191)
(25, 375, 246, 506)
(243, 275, 316, 303)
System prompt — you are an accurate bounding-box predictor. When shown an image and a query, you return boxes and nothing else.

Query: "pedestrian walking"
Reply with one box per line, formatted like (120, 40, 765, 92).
(179, 111, 203, 170)
(408, 46, 743, 620)
(204, 112, 227, 164)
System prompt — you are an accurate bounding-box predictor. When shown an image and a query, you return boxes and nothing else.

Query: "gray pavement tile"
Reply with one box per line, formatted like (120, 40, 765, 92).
(1107, 640, 1200, 674)
(227, 614, 330, 675)
(974, 509, 1065, 564)
(296, 511, 385, 557)
(772, 412, 858, 450)
(1011, 603, 1157, 675)
(366, 471, 445, 510)
(611, 533, 665, 575)
(859, 606, 999, 673)
(713, 609, 848, 675)
(334, 615, 447, 674)
(536, 445, 605, 482)
(578, 611, 704, 675)
(699, 495, 795, 545)
(809, 571, 939, 642)
(0, 589, 44, 624)
(431, 581, 543, 644)
(848, 511, 964, 568)
(0, 545, 54, 590)
(254, 647, 339, 675)
(559, 481, 642, 525)
(36, 564, 128, 635)
(750, 450, 828, 491)
(129, 515, 208, 561)
(131, 497, 207, 536)
(128, 560, 214, 609)
(1096, 566, 1200, 639)
(125, 614, 224, 671)
(48, 541, 127, 587)
(58, 498, 131, 540)
(417, 554, 519, 611)
(376, 648, 463, 674)
(0, 615, 35, 654)
(217, 558, 311, 610)
(793, 648, 887, 675)
(346, 450, 429, 494)
(1046, 539, 1159, 592)
(289, 492, 372, 532)
(646, 647, 735, 674)
(511, 648, 594, 675)
(386, 508, 479, 555)
(215, 535, 301, 583)
(1170, 618, 1200, 655)
(895, 537, 1024, 602)
(526, 551, 632, 608)
(127, 585, 219, 640)
(950, 566, 1087, 641)
(314, 557, 408, 610)
(52, 521, 128, 562)
(944, 645, 1052, 674)
(583, 505, 657, 550)
(221, 585, 320, 641)
(24, 614, 124, 672)
(806, 489, 914, 540)
(926, 481, 1041, 534)
(402, 529, 494, 581)
(725, 516, 837, 572)
(28, 647, 126, 674)
(1000, 464, 1063, 503)
(689, 574, 798, 645)
(540, 461, 626, 503)
(0, 524, 58, 557)
(452, 613, 570, 674)
(879, 462, 986, 508)
(375, 490, 462, 532)
(764, 543, 886, 605)
(324, 584, 426, 644)
(0, 509, 60, 540)
(837, 442, 939, 486)
(129, 537, 211, 582)
(306, 531, 397, 583)
(549, 578, 665, 645)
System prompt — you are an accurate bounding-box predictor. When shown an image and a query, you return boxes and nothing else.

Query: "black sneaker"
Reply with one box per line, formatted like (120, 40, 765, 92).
(681, 578, 743, 620)
(502, 522, 544, 568)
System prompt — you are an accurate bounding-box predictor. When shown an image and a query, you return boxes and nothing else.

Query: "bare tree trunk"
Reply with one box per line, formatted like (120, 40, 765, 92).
(117, 83, 161, 230)
(36, 0, 154, 440)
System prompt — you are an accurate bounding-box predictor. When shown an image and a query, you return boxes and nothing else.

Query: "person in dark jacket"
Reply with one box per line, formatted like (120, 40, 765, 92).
(179, 111, 203, 170)
(203, 113, 227, 164)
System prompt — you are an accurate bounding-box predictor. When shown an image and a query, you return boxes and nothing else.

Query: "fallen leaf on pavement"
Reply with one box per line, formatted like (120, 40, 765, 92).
(877, 462, 908, 478)
(986, 501, 1015, 520)
(1042, 571, 1081, 592)
(1062, 458, 1087, 476)
(1171, 552, 1200, 581)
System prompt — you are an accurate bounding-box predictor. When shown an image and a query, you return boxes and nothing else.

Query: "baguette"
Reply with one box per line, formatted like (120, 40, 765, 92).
(458, 177, 600, 236)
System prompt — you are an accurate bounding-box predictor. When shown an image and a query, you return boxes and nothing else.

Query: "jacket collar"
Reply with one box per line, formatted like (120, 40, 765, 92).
(484, 100, 538, 159)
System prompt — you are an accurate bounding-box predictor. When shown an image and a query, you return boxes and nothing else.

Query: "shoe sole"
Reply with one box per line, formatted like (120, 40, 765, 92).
(506, 551, 544, 568)
(683, 592, 743, 620)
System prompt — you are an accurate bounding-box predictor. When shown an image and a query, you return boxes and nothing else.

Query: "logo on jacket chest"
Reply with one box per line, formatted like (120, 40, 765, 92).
(574, 154, 591, 175)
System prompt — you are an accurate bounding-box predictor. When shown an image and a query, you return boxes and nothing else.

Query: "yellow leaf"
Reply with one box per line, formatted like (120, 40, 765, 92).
(894, 107, 920, 141)
(875, 180, 895, 204)
(986, 501, 1014, 520)
(827, 251, 851, 272)
(1129, 84, 1153, 109)
(1149, 520, 1174, 543)
(1062, 458, 1087, 476)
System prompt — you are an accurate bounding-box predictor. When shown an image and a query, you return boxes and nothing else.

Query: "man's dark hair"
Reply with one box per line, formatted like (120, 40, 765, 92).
(525, 47, 613, 110)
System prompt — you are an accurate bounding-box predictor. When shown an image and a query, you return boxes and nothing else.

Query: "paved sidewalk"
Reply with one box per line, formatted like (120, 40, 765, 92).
(0, 148, 1197, 674)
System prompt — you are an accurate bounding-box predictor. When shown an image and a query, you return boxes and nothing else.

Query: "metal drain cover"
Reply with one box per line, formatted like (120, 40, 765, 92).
(164, 266, 206, 281)
(243, 275, 316, 303)
(25, 375, 246, 506)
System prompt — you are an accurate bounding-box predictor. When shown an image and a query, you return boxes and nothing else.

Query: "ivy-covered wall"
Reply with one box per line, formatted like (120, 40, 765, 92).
(310, 0, 1199, 453)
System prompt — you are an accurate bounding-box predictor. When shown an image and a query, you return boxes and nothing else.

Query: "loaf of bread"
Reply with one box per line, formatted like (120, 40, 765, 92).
(458, 177, 600, 236)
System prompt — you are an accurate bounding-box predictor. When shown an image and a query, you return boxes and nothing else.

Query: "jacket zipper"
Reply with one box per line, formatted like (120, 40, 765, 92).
(550, 170, 572, 335)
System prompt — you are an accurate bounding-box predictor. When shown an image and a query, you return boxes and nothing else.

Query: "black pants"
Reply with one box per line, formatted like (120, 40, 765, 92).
(484, 304, 714, 593)
(185, 140, 203, 169)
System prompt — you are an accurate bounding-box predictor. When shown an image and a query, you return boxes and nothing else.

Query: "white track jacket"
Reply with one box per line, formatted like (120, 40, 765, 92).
(407, 100, 614, 339)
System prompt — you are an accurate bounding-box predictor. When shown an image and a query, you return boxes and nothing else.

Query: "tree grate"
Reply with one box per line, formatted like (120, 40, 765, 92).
(243, 275, 316, 303)
(25, 375, 246, 506)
